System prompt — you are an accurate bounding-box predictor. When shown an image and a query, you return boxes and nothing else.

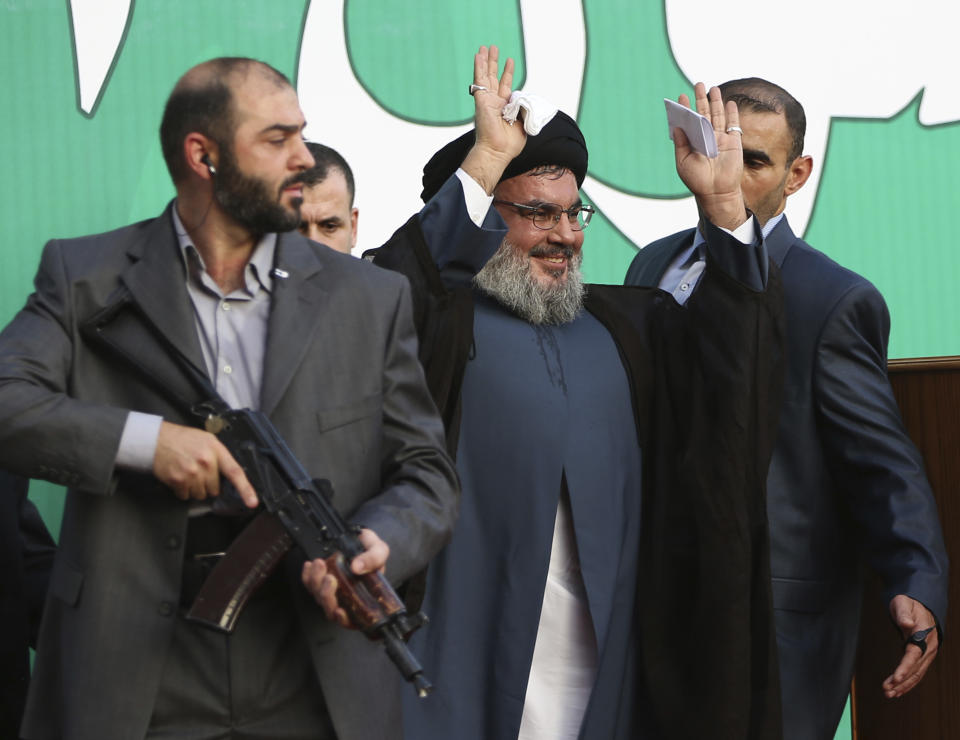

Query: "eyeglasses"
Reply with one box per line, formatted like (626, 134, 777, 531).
(493, 199, 595, 231)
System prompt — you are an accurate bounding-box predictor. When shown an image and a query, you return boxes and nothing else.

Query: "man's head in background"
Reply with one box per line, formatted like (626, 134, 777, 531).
(298, 142, 358, 253)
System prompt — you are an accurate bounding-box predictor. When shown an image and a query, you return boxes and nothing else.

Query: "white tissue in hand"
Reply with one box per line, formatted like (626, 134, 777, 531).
(502, 91, 559, 135)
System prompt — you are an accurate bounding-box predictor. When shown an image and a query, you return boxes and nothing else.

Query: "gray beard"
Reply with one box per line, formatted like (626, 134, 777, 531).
(473, 239, 585, 325)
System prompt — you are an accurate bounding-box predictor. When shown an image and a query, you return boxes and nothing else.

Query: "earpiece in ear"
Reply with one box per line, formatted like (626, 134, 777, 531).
(201, 154, 216, 176)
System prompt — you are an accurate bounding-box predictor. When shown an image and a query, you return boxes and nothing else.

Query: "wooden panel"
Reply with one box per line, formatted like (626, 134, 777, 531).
(851, 357, 960, 740)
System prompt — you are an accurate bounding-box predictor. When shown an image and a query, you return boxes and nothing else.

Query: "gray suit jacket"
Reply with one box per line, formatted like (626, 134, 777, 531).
(0, 203, 459, 740)
(626, 217, 948, 739)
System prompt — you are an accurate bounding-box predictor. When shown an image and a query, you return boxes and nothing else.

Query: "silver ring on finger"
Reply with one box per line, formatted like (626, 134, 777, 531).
(469, 84, 489, 96)
(726, 126, 743, 135)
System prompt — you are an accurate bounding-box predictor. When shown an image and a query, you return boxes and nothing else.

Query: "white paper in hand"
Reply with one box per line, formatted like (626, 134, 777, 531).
(664, 98, 718, 158)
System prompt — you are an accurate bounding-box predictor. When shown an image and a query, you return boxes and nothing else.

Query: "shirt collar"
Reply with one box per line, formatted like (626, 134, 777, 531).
(171, 203, 276, 296)
(689, 229, 707, 264)
(761, 212, 785, 239)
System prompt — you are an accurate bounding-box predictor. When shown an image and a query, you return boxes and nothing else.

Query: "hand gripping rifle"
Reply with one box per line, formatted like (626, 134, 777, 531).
(185, 405, 433, 698)
(79, 296, 432, 696)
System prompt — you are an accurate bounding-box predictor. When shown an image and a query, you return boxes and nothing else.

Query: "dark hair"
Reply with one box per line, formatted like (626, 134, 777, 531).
(302, 142, 356, 205)
(718, 77, 806, 163)
(159, 57, 291, 183)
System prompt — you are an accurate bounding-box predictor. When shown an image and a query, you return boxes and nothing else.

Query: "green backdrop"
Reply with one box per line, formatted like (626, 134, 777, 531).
(4, 3, 958, 736)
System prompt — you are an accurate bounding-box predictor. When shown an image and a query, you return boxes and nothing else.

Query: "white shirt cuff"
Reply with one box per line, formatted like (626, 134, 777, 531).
(455, 168, 494, 227)
(720, 217, 757, 244)
(115, 411, 163, 472)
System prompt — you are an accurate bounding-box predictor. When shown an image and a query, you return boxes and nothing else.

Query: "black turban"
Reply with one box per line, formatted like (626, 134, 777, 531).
(420, 110, 588, 202)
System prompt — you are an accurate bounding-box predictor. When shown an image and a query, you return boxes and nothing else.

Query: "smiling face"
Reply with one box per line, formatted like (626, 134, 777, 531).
(492, 169, 585, 289)
(213, 72, 315, 234)
(298, 168, 358, 253)
(474, 168, 586, 325)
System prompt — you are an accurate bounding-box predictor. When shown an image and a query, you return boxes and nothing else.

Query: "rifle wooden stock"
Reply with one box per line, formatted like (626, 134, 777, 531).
(324, 552, 406, 629)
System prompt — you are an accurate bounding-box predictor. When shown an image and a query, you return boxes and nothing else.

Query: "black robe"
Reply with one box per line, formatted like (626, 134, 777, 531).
(368, 180, 784, 739)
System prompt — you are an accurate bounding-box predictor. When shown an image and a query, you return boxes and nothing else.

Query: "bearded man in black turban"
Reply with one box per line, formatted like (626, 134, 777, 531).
(369, 46, 785, 740)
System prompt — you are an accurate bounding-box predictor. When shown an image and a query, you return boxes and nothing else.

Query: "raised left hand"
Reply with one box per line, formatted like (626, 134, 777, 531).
(882, 594, 940, 698)
(673, 82, 747, 230)
(301, 528, 390, 628)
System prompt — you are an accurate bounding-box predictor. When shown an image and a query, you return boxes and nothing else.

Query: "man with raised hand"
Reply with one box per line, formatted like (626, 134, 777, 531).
(369, 46, 784, 740)
(626, 77, 948, 740)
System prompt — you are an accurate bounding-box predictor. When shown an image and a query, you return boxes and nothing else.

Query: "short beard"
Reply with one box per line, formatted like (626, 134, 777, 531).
(214, 143, 303, 234)
(474, 239, 585, 325)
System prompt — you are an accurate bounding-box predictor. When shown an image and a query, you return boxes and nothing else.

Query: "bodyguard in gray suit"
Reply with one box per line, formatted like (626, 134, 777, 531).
(626, 78, 948, 740)
(0, 58, 458, 739)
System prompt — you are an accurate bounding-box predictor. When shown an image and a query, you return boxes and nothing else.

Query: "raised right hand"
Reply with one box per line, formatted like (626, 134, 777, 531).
(461, 44, 526, 194)
(152, 420, 258, 507)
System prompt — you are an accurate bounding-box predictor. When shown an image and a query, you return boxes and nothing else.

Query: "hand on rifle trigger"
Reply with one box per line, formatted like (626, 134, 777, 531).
(302, 528, 390, 628)
(153, 421, 258, 507)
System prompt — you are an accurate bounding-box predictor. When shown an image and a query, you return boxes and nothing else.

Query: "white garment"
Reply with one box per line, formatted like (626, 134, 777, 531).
(518, 494, 598, 740)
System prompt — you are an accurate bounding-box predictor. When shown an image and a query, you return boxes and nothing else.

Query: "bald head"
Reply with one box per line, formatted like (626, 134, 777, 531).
(159, 57, 291, 183)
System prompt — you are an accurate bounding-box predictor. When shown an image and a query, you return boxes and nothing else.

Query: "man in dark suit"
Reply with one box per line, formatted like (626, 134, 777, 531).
(0, 58, 458, 740)
(625, 77, 948, 739)
(0, 473, 55, 739)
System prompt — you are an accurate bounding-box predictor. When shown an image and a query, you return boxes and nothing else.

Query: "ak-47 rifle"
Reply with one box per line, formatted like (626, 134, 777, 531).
(78, 296, 433, 696)
(185, 405, 433, 698)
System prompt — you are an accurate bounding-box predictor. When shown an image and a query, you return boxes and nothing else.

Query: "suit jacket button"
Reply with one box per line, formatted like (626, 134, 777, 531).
(158, 601, 175, 617)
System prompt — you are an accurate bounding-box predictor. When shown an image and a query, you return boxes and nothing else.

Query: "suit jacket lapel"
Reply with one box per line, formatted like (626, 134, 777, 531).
(76, 205, 212, 418)
(101, 213, 332, 416)
(765, 217, 798, 268)
(259, 232, 328, 416)
(117, 204, 209, 379)
(643, 230, 696, 286)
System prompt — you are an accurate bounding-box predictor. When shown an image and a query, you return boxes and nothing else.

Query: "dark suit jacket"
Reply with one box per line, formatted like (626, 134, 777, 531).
(626, 217, 949, 739)
(0, 204, 459, 740)
(0, 474, 55, 740)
